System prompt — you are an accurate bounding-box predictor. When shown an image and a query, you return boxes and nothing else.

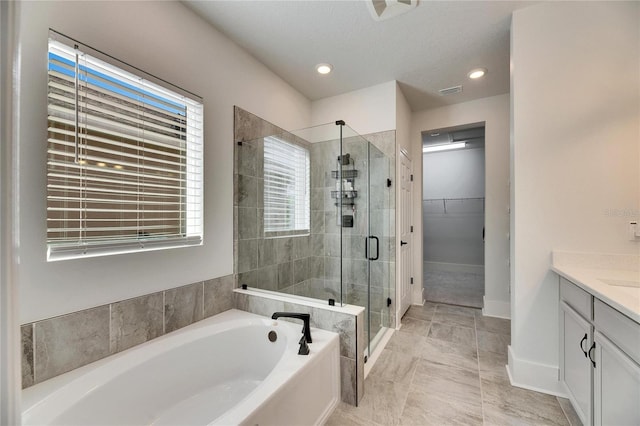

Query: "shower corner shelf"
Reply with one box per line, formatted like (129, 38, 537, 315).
(331, 190, 358, 199)
(331, 169, 358, 179)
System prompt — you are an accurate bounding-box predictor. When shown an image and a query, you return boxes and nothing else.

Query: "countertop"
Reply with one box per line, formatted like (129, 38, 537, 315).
(552, 251, 640, 323)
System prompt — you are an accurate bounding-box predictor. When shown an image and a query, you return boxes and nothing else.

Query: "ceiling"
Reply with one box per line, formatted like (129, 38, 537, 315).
(183, 1, 535, 111)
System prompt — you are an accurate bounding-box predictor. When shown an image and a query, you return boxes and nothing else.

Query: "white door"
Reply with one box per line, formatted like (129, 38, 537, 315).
(399, 150, 412, 318)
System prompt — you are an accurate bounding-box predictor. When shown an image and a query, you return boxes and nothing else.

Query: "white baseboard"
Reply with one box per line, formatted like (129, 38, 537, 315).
(423, 261, 484, 274)
(507, 346, 567, 397)
(482, 297, 511, 319)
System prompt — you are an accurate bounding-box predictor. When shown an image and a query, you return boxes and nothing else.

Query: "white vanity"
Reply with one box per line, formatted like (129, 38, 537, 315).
(552, 252, 640, 426)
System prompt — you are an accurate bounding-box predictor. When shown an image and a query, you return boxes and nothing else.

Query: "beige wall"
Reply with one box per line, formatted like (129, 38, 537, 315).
(19, 1, 311, 323)
(509, 1, 640, 394)
(311, 81, 397, 134)
(411, 94, 511, 317)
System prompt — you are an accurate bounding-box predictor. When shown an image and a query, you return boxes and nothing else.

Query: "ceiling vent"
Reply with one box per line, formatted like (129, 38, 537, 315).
(439, 85, 463, 96)
(367, 0, 418, 21)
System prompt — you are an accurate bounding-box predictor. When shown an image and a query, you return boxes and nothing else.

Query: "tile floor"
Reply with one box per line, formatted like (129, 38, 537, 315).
(424, 270, 484, 308)
(327, 302, 581, 426)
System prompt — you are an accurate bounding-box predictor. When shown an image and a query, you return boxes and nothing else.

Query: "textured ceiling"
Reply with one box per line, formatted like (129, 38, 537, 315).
(183, 1, 535, 111)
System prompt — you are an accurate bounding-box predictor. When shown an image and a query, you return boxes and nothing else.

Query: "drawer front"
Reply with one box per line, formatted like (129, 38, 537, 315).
(560, 277, 592, 320)
(594, 299, 640, 365)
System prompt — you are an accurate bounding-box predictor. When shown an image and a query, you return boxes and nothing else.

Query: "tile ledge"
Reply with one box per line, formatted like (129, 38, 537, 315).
(234, 288, 365, 316)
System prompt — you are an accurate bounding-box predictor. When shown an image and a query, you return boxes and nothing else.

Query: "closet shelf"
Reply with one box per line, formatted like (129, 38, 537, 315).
(423, 197, 485, 214)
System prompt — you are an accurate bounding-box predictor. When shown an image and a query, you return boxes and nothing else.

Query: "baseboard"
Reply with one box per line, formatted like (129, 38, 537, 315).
(482, 297, 511, 319)
(507, 346, 568, 397)
(423, 261, 484, 274)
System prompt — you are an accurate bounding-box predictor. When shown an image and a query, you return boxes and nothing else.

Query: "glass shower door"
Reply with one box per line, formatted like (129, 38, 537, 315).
(366, 142, 392, 355)
(338, 125, 392, 357)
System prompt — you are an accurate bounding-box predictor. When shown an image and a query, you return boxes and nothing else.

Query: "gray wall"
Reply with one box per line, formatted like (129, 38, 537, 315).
(423, 147, 485, 266)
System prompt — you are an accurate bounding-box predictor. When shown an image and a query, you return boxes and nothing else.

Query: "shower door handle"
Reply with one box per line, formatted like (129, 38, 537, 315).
(367, 236, 379, 261)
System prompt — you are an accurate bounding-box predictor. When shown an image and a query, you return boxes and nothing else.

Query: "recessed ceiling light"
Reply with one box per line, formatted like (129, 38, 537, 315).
(316, 63, 333, 75)
(468, 68, 487, 79)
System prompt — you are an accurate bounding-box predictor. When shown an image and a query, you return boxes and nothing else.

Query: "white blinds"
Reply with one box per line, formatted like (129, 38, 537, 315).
(263, 137, 310, 234)
(47, 34, 203, 261)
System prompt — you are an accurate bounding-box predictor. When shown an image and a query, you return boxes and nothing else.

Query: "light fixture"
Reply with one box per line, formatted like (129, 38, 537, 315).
(316, 63, 333, 75)
(113, 164, 123, 170)
(96, 162, 106, 167)
(367, 0, 418, 21)
(468, 68, 487, 79)
(423, 142, 466, 153)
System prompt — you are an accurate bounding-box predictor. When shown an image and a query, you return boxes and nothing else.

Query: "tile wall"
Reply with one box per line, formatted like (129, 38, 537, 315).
(234, 289, 365, 406)
(234, 107, 316, 296)
(21, 274, 234, 388)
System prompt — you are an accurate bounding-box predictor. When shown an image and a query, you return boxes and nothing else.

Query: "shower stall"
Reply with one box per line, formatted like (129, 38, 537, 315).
(235, 121, 395, 357)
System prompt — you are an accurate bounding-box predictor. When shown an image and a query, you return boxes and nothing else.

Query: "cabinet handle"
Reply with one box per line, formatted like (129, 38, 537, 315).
(588, 342, 596, 368)
(580, 334, 588, 357)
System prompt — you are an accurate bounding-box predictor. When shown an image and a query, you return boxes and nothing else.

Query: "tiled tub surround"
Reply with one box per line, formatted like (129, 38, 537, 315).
(22, 310, 341, 426)
(21, 274, 234, 388)
(234, 288, 365, 406)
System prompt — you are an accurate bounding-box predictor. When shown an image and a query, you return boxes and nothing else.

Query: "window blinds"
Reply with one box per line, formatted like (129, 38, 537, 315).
(263, 137, 310, 234)
(47, 33, 203, 260)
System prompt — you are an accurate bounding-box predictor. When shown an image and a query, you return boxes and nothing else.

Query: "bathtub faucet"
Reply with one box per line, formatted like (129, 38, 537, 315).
(271, 312, 313, 345)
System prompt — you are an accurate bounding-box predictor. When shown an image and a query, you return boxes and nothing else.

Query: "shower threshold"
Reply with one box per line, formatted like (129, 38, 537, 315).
(363, 326, 394, 379)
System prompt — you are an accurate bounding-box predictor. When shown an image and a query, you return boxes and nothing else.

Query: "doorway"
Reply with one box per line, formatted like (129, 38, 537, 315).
(422, 124, 485, 308)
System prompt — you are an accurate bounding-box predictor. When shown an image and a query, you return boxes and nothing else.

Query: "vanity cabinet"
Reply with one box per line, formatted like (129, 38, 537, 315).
(559, 277, 640, 426)
(593, 331, 640, 426)
(560, 278, 594, 425)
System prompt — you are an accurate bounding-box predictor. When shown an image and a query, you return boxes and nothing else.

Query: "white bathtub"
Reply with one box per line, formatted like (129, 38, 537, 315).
(22, 309, 341, 425)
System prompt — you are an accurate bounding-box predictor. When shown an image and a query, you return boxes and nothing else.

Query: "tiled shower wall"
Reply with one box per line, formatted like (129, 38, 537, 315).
(234, 118, 316, 295)
(21, 274, 234, 388)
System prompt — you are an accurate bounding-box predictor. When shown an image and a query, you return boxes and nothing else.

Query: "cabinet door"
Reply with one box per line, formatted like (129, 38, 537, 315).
(561, 301, 592, 425)
(594, 331, 640, 426)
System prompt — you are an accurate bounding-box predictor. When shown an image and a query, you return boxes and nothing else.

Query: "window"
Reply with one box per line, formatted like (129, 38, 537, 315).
(46, 31, 203, 261)
(263, 136, 310, 236)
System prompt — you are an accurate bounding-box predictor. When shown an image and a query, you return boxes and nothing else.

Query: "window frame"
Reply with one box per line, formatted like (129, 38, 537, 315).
(263, 136, 310, 238)
(46, 30, 204, 261)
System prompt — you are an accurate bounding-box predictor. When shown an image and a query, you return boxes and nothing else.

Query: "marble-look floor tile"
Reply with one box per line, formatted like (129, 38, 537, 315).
(411, 359, 482, 406)
(400, 362, 483, 426)
(475, 314, 511, 336)
(369, 348, 419, 387)
(420, 336, 479, 372)
(432, 310, 475, 329)
(477, 329, 510, 355)
(403, 303, 436, 321)
(326, 403, 385, 426)
(557, 396, 583, 426)
(339, 377, 409, 426)
(398, 316, 430, 336)
(428, 321, 477, 347)
(482, 377, 570, 426)
(478, 349, 509, 382)
(385, 330, 426, 358)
